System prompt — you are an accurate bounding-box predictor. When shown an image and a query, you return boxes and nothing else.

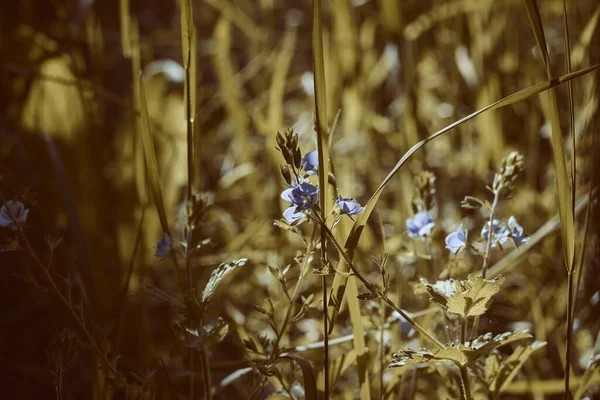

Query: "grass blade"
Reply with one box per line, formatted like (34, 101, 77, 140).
(312, 1, 332, 397)
(326, 64, 599, 331)
(283, 355, 318, 400)
(139, 74, 170, 234)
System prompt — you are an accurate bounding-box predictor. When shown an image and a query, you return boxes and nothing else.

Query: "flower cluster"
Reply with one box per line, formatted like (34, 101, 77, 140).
(276, 130, 363, 225)
(445, 216, 528, 255)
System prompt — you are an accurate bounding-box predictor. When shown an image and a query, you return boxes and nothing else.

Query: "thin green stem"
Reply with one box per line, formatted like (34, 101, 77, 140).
(322, 274, 329, 399)
(379, 298, 386, 399)
(460, 317, 468, 345)
(200, 348, 212, 400)
(472, 191, 500, 339)
(424, 237, 438, 279)
(458, 365, 472, 400)
(189, 348, 195, 400)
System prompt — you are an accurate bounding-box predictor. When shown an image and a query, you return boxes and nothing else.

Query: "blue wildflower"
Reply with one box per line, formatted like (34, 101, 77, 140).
(507, 216, 528, 245)
(155, 233, 172, 258)
(280, 182, 319, 224)
(283, 206, 305, 224)
(287, 182, 319, 211)
(336, 197, 364, 215)
(301, 150, 319, 176)
(481, 219, 508, 247)
(445, 224, 466, 254)
(406, 211, 435, 238)
(0, 200, 29, 231)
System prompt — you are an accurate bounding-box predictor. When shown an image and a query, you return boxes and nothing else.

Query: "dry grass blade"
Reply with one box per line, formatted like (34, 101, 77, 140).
(326, 64, 599, 332)
(138, 74, 170, 235)
(522, 0, 575, 272)
(282, 355, 318, 400)
(312, 1, 333, 397)
(514, 3, 577, 397)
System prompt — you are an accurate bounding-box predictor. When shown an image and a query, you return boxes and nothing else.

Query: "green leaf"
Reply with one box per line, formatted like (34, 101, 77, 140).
(282, 355, 318, 400)
(138, 74, 170, 235)
(326, 64, 599, 332)
(420, 275, 504, 318)
(201, 258, 247, 303)
(390, 330, 532, 369)
(523, 0, 575, 272)
(446, 275, 505, 318)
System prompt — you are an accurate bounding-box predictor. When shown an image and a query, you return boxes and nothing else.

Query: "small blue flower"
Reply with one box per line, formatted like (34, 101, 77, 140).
(283, 206, 305, 224)
(155, 233, 172, 258)
(406, 211, 435, 238)
(287, 182, 319, 211)
(336, 197, 364, 215)
(445, 224, 466, 254)
(481, 219, 508, 247)
(0, 200, 29, 231)
(507, 216, 528, 245)
(280, 182, 319, 224)
(301, 150, 319, 176)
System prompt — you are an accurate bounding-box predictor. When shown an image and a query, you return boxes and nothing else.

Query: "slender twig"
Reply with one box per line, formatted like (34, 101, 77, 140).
(0, 194, 118, 379)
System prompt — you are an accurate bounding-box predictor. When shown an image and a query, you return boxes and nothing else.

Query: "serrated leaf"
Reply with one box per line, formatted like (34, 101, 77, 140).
(390, 330, 532, 368)
(446, 275, 505, 318)
(202, 258, 247, 303)
(420, 275, 504, 318)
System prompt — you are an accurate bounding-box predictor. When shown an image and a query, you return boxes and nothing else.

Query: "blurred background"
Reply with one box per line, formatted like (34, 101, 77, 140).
(0, 0, 599, 398)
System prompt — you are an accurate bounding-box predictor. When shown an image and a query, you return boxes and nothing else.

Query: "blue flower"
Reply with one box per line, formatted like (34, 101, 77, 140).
(336, 197, 364, 215)
(301, 150, 319, 176)
(283, 206, 305, 224)
(507, 216, 528, 245)
(481, 219, 508, 247)
(445, 224, 466, 254)
(406, 211, 435, 238)
(0, 200, 29, 231)
(286, 182, 319, 211)
(280, 182, 319, 224)
(155, 233, 172, 258)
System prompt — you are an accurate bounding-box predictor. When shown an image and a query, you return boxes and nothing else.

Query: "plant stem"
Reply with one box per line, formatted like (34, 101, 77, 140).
(471, 191, 500, 339)
(189, 348, 195, 400)
(481, 191, 500, 279)
(564, 271, 574, 400)
(322, 274, 329, 399)
(458, 365, 472, 400)
(379, 297, 386, 399)
(460, 317, 467, 345)
(200, 348, 212, 400)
